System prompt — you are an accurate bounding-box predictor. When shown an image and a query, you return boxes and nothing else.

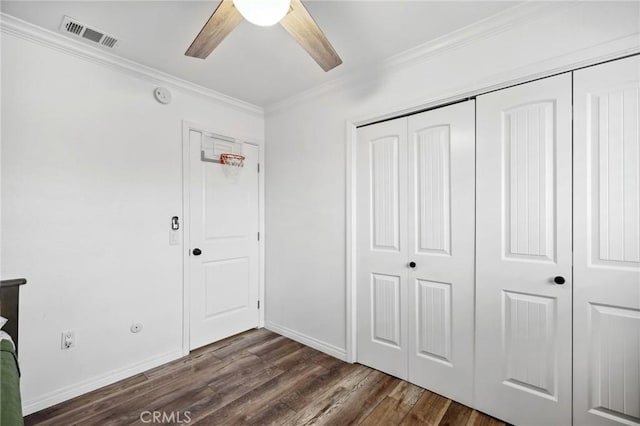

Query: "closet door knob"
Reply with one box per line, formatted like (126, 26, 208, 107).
(408, 261, 416, 269)
(192, 248, 202, 256)
(553, 276, 565, 285)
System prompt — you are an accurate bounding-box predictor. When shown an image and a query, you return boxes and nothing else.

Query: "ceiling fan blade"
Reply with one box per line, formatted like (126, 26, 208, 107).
(185, 0, 243, 59)
(279, 0, 342, 72)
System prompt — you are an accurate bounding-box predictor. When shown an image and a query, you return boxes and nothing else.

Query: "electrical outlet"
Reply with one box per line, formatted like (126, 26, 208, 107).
(61, 331, 75, 349)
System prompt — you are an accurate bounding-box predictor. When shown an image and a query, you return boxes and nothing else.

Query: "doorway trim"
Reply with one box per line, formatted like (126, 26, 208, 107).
(181, 120, 265, 356)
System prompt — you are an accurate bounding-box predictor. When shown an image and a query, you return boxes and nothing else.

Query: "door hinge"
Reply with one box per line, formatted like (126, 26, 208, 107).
(257, 232, 260, 241)
(257, 163, 260, 173)
(257, 300, 260, 309)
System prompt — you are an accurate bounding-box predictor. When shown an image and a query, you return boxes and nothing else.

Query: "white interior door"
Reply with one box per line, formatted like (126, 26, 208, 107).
(356, 117, 409, 379)
(475, 74, 573, 425)
(573, 56, 640, 426)
(188, 130, 259, 350)
(407, 101, 476, 406)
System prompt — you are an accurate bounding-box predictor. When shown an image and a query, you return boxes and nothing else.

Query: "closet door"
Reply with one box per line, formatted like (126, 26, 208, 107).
(475, 74, 572, 425)
(573, 56, 640, 426)
(407, 101, 475, 405)
(356, 117, 409, 379)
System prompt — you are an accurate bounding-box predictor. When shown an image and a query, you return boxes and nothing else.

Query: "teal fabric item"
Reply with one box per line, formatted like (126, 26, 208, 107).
(0, 339, 23, 426)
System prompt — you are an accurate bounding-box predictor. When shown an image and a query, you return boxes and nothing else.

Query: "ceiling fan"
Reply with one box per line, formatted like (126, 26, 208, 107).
(185, 0, 342, 72)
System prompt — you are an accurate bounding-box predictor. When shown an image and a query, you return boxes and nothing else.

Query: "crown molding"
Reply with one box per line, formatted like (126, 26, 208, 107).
(348, 34, 640, 128)
(0, 13, 264, 117)
(265, 1, 572, 115)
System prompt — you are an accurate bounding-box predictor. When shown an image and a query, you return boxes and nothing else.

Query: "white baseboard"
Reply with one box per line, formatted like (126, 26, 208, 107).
(22, 349, 183, 416)
(265, 321, 347, 362)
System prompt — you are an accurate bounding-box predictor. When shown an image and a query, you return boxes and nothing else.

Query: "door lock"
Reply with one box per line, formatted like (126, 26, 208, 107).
(171, 216, 180, 230)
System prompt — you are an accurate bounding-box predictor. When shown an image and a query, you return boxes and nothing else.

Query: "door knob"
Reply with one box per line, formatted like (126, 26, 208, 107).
(192, 248, 202, 256)
(408, 261, 416, 269)
(553, 276, 565, 285)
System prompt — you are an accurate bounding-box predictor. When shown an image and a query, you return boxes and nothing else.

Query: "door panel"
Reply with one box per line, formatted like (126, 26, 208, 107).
(371, 136, 402, 251)
(503, 291, 556, 398)
(203, 257, 250, 316)
(574, 55, 640, 426)
(372, 274, 402, 347)
(416, 279, 452, 362)
(408, 101, 475, 406)
(415, 124, 451, 255)
(189, 131, 259, 350)
(357, 118, 408, 379)
(475, 74, 572, 425)
(504, 101, 556, 262)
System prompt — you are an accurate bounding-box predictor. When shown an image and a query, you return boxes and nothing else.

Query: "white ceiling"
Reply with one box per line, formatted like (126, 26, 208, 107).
(2, 1, 520, 106)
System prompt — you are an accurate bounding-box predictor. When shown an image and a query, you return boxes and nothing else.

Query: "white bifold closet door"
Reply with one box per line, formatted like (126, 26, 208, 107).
(356, 117, 409, 379)
(356, 101, 475, 404)
(573, 56, 640, 426)
(407, 102, 475, 405)
(475, 74, 573, 425)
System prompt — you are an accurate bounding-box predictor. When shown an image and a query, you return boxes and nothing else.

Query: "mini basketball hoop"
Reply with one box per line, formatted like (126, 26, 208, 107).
(219, 153, 245, 180)
(219, 153, 245, 167)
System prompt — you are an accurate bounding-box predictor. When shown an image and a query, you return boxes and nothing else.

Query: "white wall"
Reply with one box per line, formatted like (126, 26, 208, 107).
(1, 23, 263, 413)
(264, 2, 640, 358)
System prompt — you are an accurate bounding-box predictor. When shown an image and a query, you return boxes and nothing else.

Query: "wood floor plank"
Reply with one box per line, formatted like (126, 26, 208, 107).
(466, 410, 506, 426)
(277, 359, 355, 412)
(143, 350, 220, 380)
(268, 343, 345, 372)
(72, 352, 254, 425)
(101, 384, 213, 426)
(360, 380, 426, 426)
(26, 329, 489, 426)
(245, 334, 289, 355)
(131, 359, 285, 426)
(313, 372, 401, 425)
(189, 329, 250, 355)
(24, 373, 148, 425)
(268, 345, 322, 370)
(439, 401, 474, 426)
(193, 361, 327, 424)
(389, 380, 425, 406)
(361, 395, 416, 426)
(239, 401, 298, 426)
(210, 328, 278, 359)
(247, 336, 305, 364)
(311, 351, 350, 370)
(26, 351, 233, 426)
(296, 369, 393, 425)
(287, 364, 373, 425)
(401, 389, 451, 426)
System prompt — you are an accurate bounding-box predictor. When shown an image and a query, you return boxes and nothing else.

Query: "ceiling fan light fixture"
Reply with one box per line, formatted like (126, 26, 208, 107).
(232, 0, 291, 27)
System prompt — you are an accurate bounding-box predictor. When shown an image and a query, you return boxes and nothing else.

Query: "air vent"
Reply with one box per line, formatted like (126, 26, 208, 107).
(59, 16, 119, 49)
(65, 21, 83, 35)
(101, 36, 118, 48)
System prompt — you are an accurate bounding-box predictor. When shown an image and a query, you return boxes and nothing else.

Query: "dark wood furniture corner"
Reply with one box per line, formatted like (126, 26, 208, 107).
(0, 278, 27, 354)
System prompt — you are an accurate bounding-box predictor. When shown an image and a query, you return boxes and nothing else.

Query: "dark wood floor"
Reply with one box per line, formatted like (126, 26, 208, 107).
(26, 329, 506, 426)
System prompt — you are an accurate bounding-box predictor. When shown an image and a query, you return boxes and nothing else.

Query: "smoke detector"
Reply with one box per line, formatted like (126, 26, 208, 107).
(59, 16, 119, 49)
